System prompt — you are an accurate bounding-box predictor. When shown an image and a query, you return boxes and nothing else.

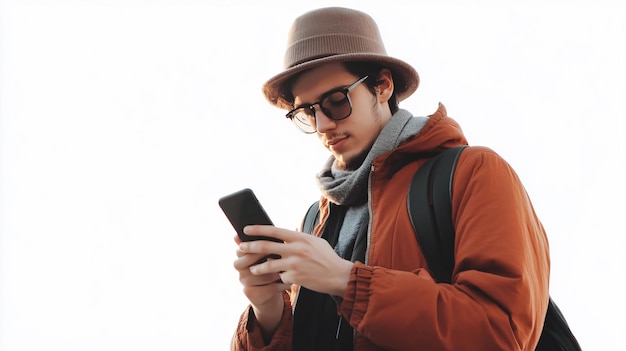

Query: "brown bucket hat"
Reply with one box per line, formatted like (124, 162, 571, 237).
(263, 7, 420, 110)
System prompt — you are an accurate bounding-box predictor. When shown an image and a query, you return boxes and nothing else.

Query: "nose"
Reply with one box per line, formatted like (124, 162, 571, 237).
(314, 108, 337, 134)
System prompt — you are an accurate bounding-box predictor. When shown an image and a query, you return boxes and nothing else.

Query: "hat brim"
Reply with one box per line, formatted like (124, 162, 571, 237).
(263, 53, 419, 110)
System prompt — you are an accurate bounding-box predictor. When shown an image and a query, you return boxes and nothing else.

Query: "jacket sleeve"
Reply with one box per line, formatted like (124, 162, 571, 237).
(338, 146, 550, 351)
(230, 291, 293, 351)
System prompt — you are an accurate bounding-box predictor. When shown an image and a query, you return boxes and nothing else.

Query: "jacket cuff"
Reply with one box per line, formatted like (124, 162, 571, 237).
(233, 292, 292, 350)
(339, 262, 373, 327)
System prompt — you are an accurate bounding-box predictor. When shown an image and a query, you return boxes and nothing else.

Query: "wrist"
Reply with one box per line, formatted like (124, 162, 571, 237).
(252, 293, 285, 342)
(330, 260, 355, 297)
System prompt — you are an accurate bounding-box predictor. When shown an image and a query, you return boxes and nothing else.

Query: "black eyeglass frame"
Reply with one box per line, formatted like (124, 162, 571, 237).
(285, 75, 369, 134)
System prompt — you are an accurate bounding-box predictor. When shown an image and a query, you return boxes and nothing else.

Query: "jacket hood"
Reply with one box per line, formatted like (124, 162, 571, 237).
(372, 103, 468, 178)
(402, 102, 467, 153)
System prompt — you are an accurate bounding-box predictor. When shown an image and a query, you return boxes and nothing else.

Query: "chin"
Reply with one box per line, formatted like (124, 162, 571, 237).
(337, 151, 369, 171)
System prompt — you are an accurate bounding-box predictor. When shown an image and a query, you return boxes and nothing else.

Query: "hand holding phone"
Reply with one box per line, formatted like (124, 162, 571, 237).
(218, 188, 282, 243)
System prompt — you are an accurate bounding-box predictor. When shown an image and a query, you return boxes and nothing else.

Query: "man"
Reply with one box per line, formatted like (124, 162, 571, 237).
(231, 7, 549, 351)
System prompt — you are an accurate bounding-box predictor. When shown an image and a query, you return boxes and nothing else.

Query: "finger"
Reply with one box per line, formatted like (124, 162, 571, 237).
(235, 246, 257, 258)
(238, 244, 282, 263)
(249, 257, 286, 276)
(241, 271, 282, 287)
(279, 271, 290, 285)
(233, 252, 269, 271)
(235, 248, 245, 258)
(243, 225, 301, 242)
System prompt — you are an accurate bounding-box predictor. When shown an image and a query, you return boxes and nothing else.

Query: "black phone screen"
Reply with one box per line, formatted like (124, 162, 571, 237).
(218, 188, 281, 242)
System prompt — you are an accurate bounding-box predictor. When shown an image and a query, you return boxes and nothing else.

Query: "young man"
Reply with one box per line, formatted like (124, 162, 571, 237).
(231, 7, 549, 351)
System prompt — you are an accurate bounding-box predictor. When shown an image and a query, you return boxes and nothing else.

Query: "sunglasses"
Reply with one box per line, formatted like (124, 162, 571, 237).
(285, 75, 369, 134)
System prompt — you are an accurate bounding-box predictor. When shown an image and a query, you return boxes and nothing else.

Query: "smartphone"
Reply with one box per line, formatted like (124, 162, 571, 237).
(218, 188, 282, 243)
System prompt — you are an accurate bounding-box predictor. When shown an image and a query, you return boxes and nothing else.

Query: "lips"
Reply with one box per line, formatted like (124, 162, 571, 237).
(326, 135, 348, 150)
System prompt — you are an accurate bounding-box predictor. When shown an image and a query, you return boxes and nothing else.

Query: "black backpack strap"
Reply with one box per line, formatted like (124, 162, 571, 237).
(302, 200, 320, 234)
(407, 146, 467, 283)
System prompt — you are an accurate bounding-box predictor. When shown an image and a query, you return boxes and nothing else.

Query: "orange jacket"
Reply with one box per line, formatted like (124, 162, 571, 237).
(231, 104, 550, 350)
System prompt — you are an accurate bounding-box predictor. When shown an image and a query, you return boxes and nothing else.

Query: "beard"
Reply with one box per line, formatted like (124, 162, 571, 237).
(339, 141, 375, 171)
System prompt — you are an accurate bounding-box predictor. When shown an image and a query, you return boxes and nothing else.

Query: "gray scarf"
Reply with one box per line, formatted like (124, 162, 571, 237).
(315, 109, 427, 258)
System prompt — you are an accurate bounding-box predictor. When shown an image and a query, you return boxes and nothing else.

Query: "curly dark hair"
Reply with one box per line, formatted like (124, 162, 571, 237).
(342, 61, 400, 114)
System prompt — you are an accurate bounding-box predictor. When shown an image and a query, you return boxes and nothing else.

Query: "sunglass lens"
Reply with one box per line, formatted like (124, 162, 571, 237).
(321, 91, 351, 120)
(292, 109, 316, 133)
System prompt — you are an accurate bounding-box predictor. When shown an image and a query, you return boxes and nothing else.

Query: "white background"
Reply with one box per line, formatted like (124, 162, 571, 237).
(1, 0, 624, 350)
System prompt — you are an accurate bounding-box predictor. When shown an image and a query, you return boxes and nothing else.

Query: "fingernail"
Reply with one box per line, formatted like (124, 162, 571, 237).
(239, 243, 247, 252)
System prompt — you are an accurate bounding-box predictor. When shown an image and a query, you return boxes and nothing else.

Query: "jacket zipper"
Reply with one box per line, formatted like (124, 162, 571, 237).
(365, 164, 375, 265)
(342, 164, 375, 350)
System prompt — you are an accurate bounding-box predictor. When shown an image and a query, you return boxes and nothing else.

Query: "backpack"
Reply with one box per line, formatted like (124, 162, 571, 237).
(302, 146, 582, 351)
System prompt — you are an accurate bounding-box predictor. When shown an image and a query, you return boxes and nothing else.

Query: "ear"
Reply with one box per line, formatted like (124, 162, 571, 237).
(374, 68, 394, 104)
